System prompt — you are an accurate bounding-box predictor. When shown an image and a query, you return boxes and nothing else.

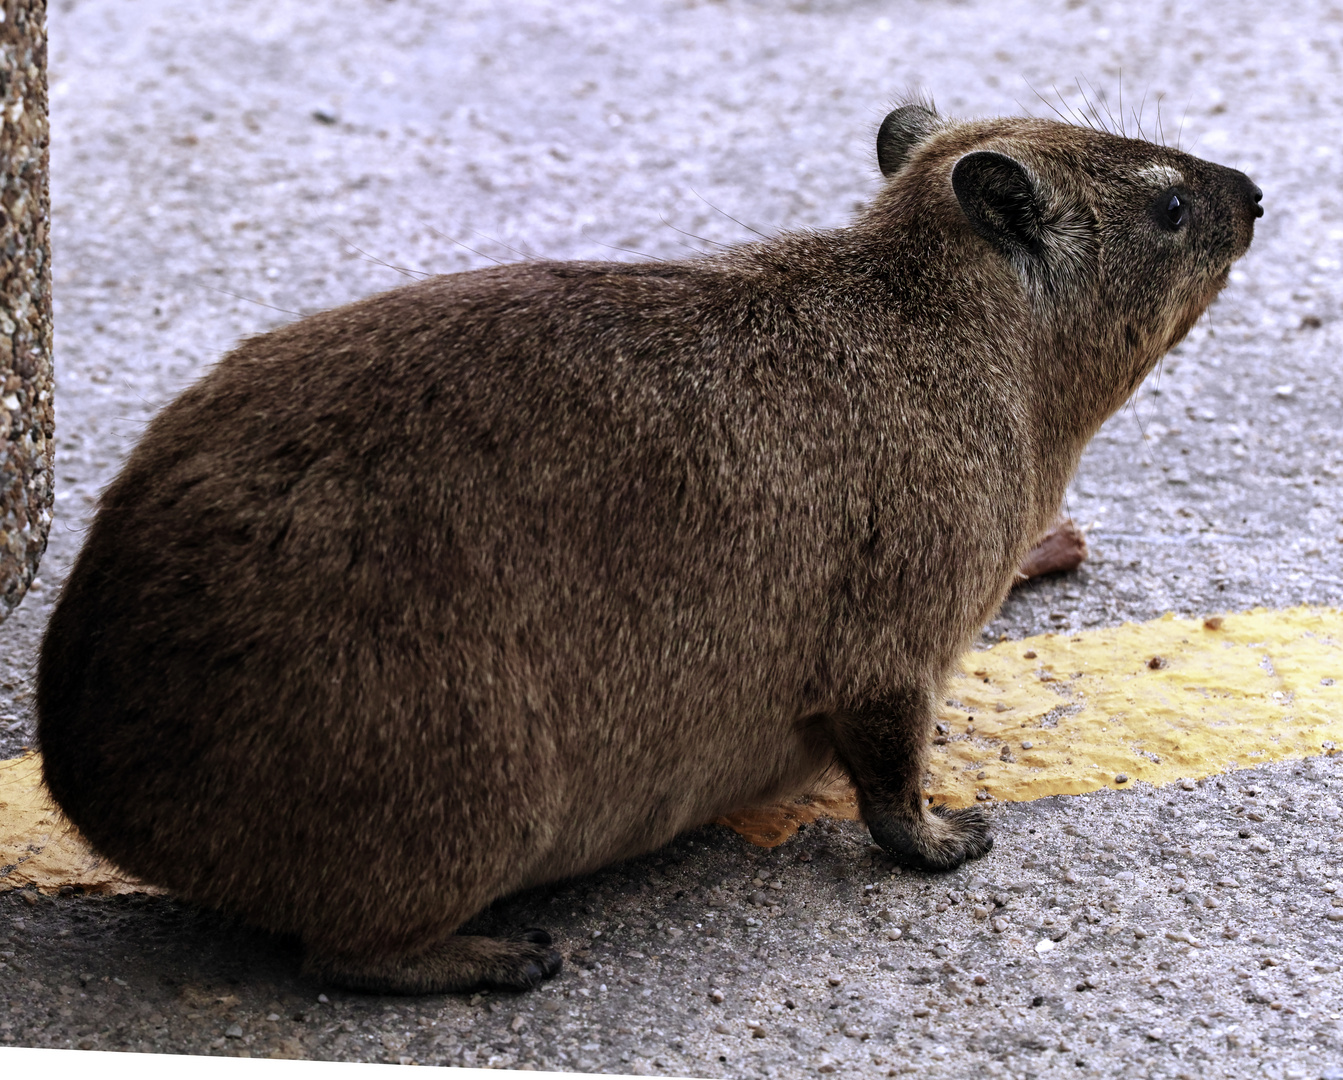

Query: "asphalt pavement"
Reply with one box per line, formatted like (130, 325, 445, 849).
(3, 0, 1343, 1076)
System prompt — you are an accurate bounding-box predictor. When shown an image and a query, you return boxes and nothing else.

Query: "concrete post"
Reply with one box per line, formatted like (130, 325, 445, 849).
(0, 0, 52, 622)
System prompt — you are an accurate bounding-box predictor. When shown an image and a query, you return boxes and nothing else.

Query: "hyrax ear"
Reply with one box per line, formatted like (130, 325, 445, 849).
(876, 103, 940, 177)
(951, 150, 1045, 259)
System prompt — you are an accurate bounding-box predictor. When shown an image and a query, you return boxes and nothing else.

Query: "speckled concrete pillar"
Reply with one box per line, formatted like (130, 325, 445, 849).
(0, 0, 53, 622)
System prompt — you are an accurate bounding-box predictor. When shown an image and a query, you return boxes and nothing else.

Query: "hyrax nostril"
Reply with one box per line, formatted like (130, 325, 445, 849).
(1243, 179, 1264, 218)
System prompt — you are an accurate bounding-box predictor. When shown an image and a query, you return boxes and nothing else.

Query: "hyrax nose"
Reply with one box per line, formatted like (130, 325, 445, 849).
(1240, 174, 1264, 219)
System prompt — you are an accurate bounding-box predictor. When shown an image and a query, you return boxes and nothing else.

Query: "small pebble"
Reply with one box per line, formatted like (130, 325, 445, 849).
(1180, 779, 1197, 791)
(884, 928, 903, 941)
(827, 974, 843, 986)
(1114, 774, 1128, 784)
(991, 917, 1010, 933)
(709, 989, 724, 1004)
(1034, 939, 1055, 955)
(224, 1024, 243, 1039)
(1021, 741, 1033, 750)
(713, 1022, 731, 1035)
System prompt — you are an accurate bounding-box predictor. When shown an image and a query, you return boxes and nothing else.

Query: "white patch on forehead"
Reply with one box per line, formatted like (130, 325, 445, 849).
(1135, 163, 1183, 187)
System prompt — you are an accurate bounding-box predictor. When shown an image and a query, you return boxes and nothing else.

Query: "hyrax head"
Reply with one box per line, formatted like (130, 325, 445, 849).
(871, 101, 1262, 394)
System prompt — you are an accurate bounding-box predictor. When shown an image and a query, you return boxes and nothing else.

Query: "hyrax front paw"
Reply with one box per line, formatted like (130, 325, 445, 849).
(867, 803, 993, 871)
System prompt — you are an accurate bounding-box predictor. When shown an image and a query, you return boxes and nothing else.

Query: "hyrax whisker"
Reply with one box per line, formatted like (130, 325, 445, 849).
(657, 212, 733, 251)
(196, 281, 304, 318)
(688, 188, 773, 241)
(578, 226, 666, 263)
(331, 231, 435, 280)
(420, 222, 507, 266)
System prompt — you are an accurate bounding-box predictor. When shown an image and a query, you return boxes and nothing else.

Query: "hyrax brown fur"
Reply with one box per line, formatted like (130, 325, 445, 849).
(37, 103, 1261, 994)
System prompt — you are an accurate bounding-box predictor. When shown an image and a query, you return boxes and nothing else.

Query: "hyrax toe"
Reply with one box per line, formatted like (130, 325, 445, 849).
(868, 803, 994, 872)
(929, 803, 994, 864)
(305, 932, 563, 996)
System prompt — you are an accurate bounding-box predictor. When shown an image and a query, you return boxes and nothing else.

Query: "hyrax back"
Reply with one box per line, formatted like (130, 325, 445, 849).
(37, 103, 1260, 993)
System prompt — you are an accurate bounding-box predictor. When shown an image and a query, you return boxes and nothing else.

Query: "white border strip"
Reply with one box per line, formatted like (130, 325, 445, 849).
(0, 1046, 703, 1079)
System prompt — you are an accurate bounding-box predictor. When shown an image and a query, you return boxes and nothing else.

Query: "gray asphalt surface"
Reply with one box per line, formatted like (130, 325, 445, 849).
(2, 0, 1343, 1076)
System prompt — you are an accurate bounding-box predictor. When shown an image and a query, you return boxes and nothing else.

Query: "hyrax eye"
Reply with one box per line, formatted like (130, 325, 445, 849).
(1157, 189, 1188, 231)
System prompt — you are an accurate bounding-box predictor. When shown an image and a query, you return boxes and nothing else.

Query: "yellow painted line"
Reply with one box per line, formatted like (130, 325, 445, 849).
(0, 753, 146, 895)
(723, 605, 1343, 846)
(5, 606, 1343, 889)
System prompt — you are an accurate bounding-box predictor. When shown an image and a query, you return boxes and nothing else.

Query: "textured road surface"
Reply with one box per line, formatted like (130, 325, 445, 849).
(3, 0, 1343, 1076)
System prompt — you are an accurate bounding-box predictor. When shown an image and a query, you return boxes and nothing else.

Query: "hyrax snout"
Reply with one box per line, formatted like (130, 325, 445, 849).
(37, 101, 1259, 994)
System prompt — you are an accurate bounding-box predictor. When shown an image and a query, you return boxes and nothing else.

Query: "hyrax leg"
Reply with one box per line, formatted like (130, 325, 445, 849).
(305, 929, 563, 995)
(829, 688, 993, 871)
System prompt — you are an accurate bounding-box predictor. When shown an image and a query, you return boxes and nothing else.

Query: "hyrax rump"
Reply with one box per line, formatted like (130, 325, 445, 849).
(37, 103, 1261, 994)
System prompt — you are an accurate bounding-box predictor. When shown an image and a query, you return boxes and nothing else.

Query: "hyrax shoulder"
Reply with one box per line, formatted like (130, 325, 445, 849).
(36, 102, 1260, 994)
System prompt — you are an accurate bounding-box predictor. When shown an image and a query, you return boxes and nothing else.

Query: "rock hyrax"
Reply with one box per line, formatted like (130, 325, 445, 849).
(37, 102, 1262, 993)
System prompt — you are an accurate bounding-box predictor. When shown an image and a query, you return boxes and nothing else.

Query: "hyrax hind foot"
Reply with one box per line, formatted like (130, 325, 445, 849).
(305, 929, 563, 995)
(868, 804, 994, 871)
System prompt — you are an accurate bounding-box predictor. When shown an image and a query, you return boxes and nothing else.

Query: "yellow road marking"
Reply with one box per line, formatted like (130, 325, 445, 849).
(0, 753, 146, 895)
(4, 606, 1342, 889)
(722, 605, 1343, 846)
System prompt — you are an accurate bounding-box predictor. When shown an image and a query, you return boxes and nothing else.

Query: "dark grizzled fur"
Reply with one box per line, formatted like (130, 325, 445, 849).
(36, 104, 1261, 993)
